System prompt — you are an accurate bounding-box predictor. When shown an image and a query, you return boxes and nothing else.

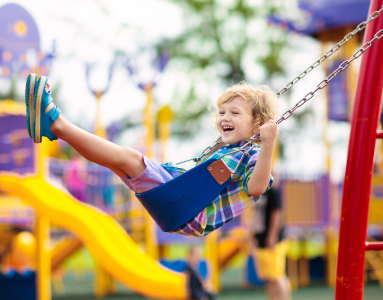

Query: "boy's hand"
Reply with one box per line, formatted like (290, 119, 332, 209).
(259, 120, 278, 145)
(247, 120, 278, 197)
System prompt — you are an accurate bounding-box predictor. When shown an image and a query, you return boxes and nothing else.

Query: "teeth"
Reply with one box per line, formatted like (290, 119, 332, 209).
(223, 126, 234, 130)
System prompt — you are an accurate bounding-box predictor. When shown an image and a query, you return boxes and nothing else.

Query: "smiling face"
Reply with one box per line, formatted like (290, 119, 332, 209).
(217, 97, 255, 144)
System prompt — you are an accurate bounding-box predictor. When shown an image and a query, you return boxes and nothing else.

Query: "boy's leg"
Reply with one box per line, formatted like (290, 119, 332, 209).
(46, 103, 145, 178)
(265, 277, 291, 300)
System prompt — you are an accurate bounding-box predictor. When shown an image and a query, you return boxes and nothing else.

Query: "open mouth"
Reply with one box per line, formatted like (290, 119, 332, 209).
(222, 125, 234, 133)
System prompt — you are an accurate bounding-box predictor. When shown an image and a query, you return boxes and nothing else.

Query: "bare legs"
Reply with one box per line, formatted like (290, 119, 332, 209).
(265, 277, 291, 300)
(45, 100, 145, 178)
(248, 232, 291, 300)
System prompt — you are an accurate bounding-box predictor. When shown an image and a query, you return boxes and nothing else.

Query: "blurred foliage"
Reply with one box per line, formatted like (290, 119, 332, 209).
(156, 0, 291, 138)
(0, 75, 23, 102)
(0, 75, 61, 104)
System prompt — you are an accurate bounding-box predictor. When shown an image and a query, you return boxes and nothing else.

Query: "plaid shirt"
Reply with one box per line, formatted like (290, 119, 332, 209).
(161, 140, 273, 237)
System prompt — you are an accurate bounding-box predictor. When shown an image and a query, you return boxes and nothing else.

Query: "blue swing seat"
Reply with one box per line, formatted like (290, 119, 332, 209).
(135, 158, 231, 232)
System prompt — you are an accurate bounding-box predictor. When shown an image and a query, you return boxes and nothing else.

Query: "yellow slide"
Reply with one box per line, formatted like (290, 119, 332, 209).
(0, 174, 187, 299)
(218, 227, 248, 270)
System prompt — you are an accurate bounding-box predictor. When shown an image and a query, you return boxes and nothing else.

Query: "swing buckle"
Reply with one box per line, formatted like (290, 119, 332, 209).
(207, 160, 231, 185)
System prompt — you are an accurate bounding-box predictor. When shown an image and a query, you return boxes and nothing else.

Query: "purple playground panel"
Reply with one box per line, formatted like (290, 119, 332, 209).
(268, 0, 371, 36)
(157, 225, 206, 244)
(0, 204, 35, 226)
(49, 159, 131, 217)
(327, 59, 349, 122)
(0, 3, 53, 78)
(0, 115, 35, 175)
(280, 173, 331, 229)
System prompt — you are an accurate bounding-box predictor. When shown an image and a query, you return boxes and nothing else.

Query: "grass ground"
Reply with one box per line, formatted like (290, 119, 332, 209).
(52, 269, 383, 300)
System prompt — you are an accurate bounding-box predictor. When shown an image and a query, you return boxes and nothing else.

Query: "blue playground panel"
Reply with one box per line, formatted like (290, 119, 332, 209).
(0, 115, 35, 175)
(309, 257, 326, 282)
(0, 270, 36, 300)
(244, 256, 265, 287)
(160, 259, 209, 280)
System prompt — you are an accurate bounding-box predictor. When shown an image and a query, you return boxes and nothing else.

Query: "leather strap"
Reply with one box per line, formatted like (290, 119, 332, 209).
(207, 160, 231, 185)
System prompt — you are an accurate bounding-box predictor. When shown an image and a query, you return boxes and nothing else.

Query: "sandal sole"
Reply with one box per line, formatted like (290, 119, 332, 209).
(34, 76, 47, 143)
(25, 73, 37, 139)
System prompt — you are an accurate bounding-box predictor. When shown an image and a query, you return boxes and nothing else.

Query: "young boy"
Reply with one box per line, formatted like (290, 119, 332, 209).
(25, 74, 278, 237)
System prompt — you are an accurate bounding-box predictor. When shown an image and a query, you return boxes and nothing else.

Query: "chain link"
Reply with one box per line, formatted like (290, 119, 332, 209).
(176, 137, 222, 165)
(275, 4, 383, 98)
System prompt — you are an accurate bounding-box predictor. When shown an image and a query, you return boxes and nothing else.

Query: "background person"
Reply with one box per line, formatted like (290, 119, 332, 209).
(251, 184, 291, 300)
(184, 246, 215, 300)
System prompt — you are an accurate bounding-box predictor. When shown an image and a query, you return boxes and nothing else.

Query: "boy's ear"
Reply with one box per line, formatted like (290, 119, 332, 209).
(253, 122, 264, 132)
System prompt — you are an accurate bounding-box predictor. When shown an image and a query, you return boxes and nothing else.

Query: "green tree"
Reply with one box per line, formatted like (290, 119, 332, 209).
(0, 75, 23, 102)
(156, 0, 291, 137)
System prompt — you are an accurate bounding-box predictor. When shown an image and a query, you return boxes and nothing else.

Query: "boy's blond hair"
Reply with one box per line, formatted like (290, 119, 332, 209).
(213, 81, 278, 133)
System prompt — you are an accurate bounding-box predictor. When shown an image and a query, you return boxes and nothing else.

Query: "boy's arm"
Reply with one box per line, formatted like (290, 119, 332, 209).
(265, 209, 281, 248)
(184, 269, 191, 296)
(246, 121, 277, 197)
(265, 188, 282, 248)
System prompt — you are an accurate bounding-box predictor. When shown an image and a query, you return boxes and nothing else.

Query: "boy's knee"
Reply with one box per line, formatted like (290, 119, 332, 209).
(119, 148, 145, 174)
(122, 147, 143, 163)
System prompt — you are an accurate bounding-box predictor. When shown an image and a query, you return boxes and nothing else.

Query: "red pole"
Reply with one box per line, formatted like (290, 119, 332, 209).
(335, 1, 383, 299)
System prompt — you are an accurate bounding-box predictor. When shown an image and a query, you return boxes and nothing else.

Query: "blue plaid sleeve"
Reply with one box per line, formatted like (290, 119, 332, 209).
(160, 162, 187, 178)
(243, 151, 274, 196)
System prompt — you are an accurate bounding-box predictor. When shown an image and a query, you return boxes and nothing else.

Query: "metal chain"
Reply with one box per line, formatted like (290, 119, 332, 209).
(175, 136, 222, 165)
(251, 28, 383, 141)
(275, 4, 383, 98)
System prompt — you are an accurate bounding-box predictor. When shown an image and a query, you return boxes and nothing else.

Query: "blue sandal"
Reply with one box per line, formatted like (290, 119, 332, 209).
(31, 75, 61, 143)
